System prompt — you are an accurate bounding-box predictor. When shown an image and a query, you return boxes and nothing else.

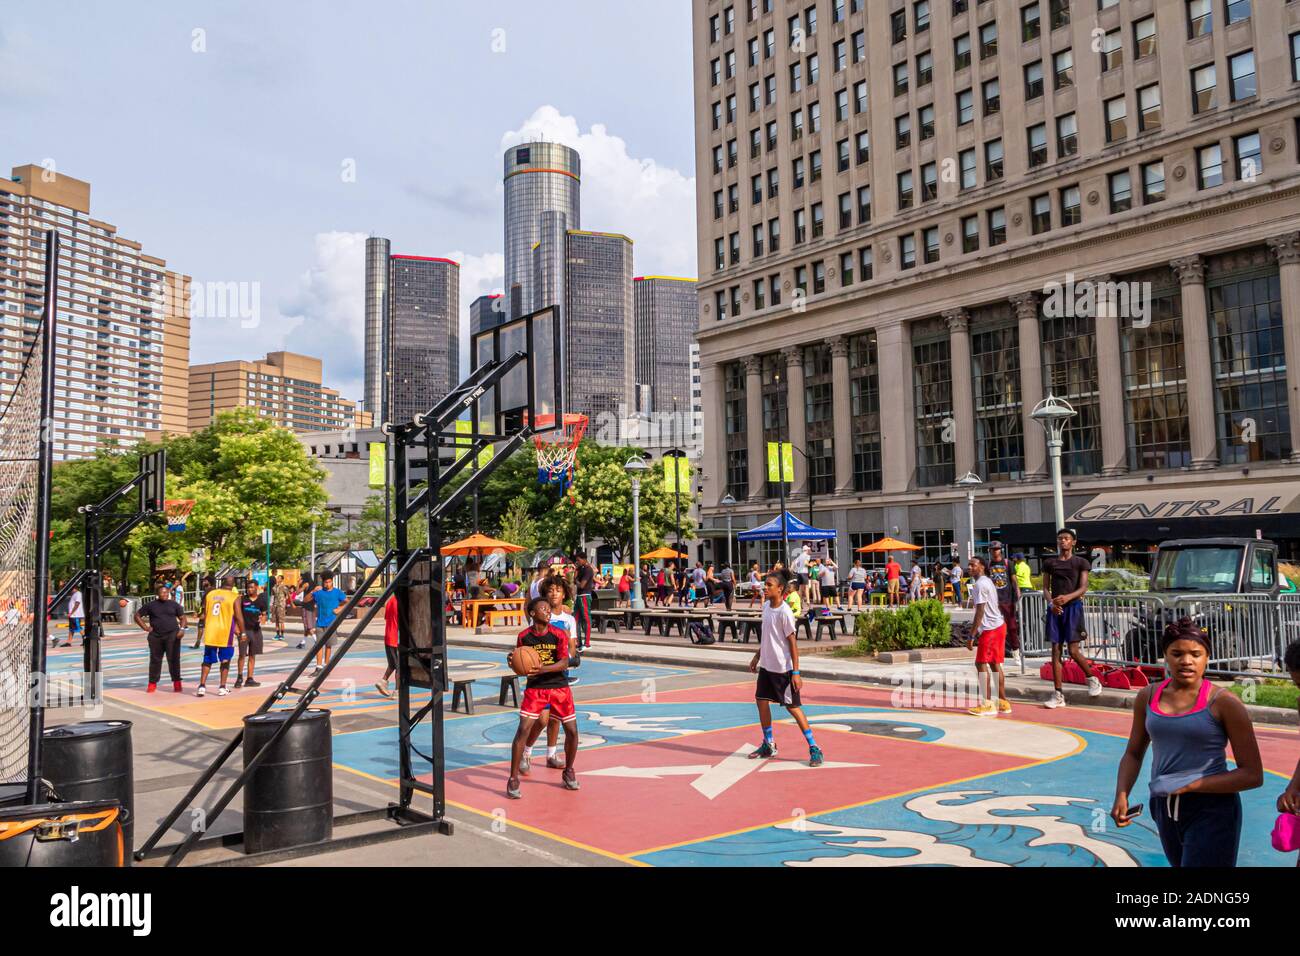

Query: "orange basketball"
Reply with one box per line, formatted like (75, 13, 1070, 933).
(508, 646, 541, 676)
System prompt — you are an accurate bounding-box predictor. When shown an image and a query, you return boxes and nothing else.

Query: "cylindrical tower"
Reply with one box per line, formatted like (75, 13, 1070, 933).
(363, 236, 391, 422)
(503, 142, 580, 318)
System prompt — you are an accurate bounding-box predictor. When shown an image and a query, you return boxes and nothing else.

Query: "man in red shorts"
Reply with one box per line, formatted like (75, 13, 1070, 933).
(964, 555, 1010, 717)
(506, 596, 580, 799)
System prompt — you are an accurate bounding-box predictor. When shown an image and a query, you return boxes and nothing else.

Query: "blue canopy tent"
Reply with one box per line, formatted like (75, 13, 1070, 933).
(737, 512, 837, 541)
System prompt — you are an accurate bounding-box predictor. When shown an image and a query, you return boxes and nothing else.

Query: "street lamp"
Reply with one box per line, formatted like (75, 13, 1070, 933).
(954, 472, 983, 562)
(625, 455, 650, 609)
(1031, 394, 1077, 533)
(720, 493, 737, 569)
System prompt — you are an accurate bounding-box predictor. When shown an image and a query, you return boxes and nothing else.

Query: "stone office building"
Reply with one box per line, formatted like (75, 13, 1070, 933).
(691, 0, 1300, 568)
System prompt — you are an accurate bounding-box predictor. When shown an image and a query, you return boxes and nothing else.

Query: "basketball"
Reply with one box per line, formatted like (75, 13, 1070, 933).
(509, 646, 541, 676)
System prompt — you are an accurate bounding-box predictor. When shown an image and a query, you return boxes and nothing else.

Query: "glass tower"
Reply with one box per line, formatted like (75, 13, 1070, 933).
(388, 256, 459, 425)
(503, 142, 580, 318)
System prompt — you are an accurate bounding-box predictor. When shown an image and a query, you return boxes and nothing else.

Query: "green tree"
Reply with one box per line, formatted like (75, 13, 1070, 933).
(498, 497, 539, 551)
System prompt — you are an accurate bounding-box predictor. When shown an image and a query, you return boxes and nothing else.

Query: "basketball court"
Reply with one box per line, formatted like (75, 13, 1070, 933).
(49, 629, 1298, 867)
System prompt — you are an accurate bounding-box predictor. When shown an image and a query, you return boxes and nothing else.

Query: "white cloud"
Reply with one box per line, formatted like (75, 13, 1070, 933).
(277, 231, 368, 401)
(502, 105, 698, 279)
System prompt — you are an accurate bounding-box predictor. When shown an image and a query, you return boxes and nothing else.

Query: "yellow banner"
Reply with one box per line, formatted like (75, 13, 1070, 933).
(368, 443, 385, 488)
(663, 455, 692, 493)
(766, 442, 793, 484)
(453, 420, 472, 462)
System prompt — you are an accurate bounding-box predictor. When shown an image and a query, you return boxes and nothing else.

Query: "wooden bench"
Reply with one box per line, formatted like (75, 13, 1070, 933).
(590, 609, 623, 634)
(448, 665, 520, 715)
(717, 615, 761, 643)
(485, 608, 524, 628)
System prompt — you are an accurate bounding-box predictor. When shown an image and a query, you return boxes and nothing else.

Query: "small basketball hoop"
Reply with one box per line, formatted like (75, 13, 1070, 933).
(530, 414, 588, 490)
(164, 499, 196, 533)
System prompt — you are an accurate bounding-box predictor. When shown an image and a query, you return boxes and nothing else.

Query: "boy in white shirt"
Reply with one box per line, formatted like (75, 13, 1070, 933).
(965, 555, 1011, 717)
(748, 572, 823, 767)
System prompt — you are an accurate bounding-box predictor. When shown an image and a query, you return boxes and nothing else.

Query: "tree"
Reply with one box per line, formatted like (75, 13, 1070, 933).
(498, 497, 539, 552)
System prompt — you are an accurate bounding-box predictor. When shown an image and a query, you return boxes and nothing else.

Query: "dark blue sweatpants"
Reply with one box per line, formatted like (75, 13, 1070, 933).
(1150, 791, 1242, 867)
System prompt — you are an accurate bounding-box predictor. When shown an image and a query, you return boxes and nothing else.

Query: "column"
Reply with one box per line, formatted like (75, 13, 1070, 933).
(744, 355, 766, 502)
(1266, 233, 1300, 461)
(830, 335, 855, 494)
(1092, 275, 1128, 477)
(1012, 292, 1047, 480)
(877, 322, 913, 494)
(1171, 255, 1218, 470)
(781, 346, 808, 498)
(943, 308, 976, 478)
(701, 362, 727, 506)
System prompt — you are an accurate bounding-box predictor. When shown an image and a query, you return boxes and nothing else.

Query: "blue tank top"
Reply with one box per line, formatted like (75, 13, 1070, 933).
(1144, 679, 1228, 797)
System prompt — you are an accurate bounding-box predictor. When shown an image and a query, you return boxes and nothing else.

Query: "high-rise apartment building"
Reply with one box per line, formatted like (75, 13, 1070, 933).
(363, 236, 391, 420)
(564, 230, 635, 423)
(388, 255, 459, 425)
(188, 351, 365, 432)
(634, 275, 700, 420)
(0, 164, 190, 459)
(504, 143, 581, 318)
(693, 0, 1300, 565)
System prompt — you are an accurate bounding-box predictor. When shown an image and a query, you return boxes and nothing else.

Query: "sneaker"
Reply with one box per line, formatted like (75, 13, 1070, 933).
(196, 685, 206, 697)
(519, 753, 532, 776)
(748, 741, 777, 760)
(506, 777, 521, 800)
(147, 683, 157, 694)
(808, 746, 824, 768)
(968, 702, 998, 718)
(309, 665, 320, 676)
(244, 679, 261, 688)
(1087, 675, 1103, 698)
(375, 681, 392, 698)
(234, 676, 244, 689)
(297, 641, 306, 650)
(1043, 690, 1066, 709)
(173, 681, 183, 693)
(546, 754, 566, 770)
(562, 768, 580, 791)
(997, 699, 1013, 715)
(217, 686, 229, 697)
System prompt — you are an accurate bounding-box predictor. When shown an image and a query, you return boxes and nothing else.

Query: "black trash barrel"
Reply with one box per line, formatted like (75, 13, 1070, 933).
(0, 799, 124, 867)
(242, 710, 332, 855)
(42, 720, 134, 859)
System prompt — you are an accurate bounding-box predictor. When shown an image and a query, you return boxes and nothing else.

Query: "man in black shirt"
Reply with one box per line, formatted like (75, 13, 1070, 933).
(987, 542, 1020, 662)
(135, 583, 188, 693)
(237, 580, 268, 689)
(572, 552, 595, 651)
(1041, 528, 1101, 708)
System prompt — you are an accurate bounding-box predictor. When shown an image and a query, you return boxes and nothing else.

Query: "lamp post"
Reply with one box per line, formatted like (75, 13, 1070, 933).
(1031, 394, 1077, 533)
(954, 472, 982, 562)
(720, 493, 737, 568)
(625, 455, 650, 609)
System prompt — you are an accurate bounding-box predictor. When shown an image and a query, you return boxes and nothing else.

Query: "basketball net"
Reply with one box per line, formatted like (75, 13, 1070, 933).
(531, 414, 587, 501)
(164, 499, 196, 533)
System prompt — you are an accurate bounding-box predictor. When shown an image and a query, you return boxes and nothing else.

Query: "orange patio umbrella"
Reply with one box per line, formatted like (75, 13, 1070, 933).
(856, 536, 921, 554)
(440, 533, 526, 558)
(641, 546, 688, 561)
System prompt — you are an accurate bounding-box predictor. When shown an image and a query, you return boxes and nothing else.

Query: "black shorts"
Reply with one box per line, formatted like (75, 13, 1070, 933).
(796, 572, 809, 585)
(755, 667, 801, 708)
(240, 628, 264, 656)
(385, 645, 399, 670)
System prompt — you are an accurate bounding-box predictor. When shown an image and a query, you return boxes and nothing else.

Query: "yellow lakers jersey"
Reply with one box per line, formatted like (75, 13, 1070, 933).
(203, 589, 238, 647)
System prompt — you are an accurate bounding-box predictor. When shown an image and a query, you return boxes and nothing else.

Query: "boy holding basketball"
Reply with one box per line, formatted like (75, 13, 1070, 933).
(506, 596, 580, 799)
(749, 571, 823, 767)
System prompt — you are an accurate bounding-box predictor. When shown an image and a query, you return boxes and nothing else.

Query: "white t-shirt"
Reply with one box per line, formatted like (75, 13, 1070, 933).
(819, 565, 836, 586)
(791, 551, 809, 574)
(67, 590, 84, 619)
(759, 601, 796, 673)
(970, 576, 1004, 633)
(848, 566, 867, 584)
(549, 609, 577, 639)
(528, 578, 543, 600)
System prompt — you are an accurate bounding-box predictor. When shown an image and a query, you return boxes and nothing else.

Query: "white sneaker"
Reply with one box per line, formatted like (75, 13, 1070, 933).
(1043, 690, 1066, 709)
(309, 665, 320, 676)
(217, 686, 229, 697)
(297, 641, 305, 650)
(196, 685, 206, 697)
(1087, 676, 1103, 698)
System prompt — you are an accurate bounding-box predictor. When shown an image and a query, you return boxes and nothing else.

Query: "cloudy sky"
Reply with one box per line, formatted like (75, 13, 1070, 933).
(1, 0, 697, 403)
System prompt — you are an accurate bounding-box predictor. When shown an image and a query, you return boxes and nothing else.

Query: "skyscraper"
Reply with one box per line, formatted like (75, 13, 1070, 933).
(564, 230, 634, 423)
(0, 164, 190, 459)
(188, 351, 365, 433)
(503, 142, 580, 317)
(388, 255, 459, 425)
(363, 235, 391, 421)
(633, 275, 699, 422)
(469, 293, 504, 337)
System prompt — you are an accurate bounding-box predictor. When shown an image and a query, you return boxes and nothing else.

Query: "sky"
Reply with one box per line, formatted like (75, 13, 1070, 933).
(0, 0, 698, 403)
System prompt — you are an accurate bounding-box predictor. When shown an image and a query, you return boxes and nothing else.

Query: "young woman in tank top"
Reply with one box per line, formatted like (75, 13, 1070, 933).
(1111, 618, 1263, 867)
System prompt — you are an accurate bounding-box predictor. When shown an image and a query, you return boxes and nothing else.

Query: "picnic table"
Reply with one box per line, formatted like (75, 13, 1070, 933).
(460, 597, 525, 629)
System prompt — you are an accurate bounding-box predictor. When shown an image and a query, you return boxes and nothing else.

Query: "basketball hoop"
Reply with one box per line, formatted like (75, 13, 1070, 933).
(530, 414, 588, 491)
(164, 499, 196, 533)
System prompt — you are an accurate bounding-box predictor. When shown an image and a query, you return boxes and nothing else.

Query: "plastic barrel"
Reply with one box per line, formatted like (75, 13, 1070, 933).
(0, 799, 124, 867)
(242, 710, 332, 855)
(42, 720, 134, 859)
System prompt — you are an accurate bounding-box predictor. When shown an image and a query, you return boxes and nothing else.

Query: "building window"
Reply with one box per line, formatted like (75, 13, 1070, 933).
(769, 217, 781, 252)
(724, 362, 748, 498)
(1105, 96, 1128, 143)
(795, 265, 808, 295)
(957, 88, 975, 125)
(972, 319, 1024, 481)
(1134, 15, 1157, 58)
(914, 0, 931, 33)
(898, 171, 914, 210)
(855, 81, 868, 115)
(856, 130, 870, 164)
(1187, 0, 1212, 38)
(1292, 32, 1300, 82)
(988, 207, 1006, 246)
(1021, 3, 1040, 43)
(1027, 123, 1048, 167)
(1191, 63, 1216, 113)
(840, 251, 855, 286)
(918, 105, 936, 141)
(894, 62, 909, 97)
(1054, 48, 1074, 89)
(1101, 29, 1122, 72)
(1057, 113, 1078, 157)
(810, 148, 822, 182)
(850, 332, 882, 492)
(1235, 131, 1262, 182)
(1109, 169, 1133, 212)
(961, 214, 980, 253)
(1229, 50, 1256, 102)
(811, 258, 826, 292)
(1049, 0, 1068, 29)
(982, 78, 1000, 114)
(858, 185, 872, 223)
(914, 337, 955, 487)
(804, 342, 835, 495)
(1137, 84, 1162, 132)
(1041, 306, 1101, 475)
(1122, 273, 1191, 471)
(770, 273, 782, 306)
(715, 290, 728, 320)
(959, 148, 977, 189)
(921, 162, 938, 202)
(900, 233, 917, 270)
(1211, 266, 1290, 462)
(1060, 185, 1082, 226)
(980, 21, 998, 58)
(794, 208, 807, 244)
(911, 528, 957, 571)
(1225, 0, 1250, 26)
(839, 192, 853, 229)
(1142, 161, 1166, 204)
(891, 10, 907, 44)
(836, 91, 849, 124)
(954, 34, 972, 70)
(753, 276, 766, 308)
(1024, 60, 1044, 100)
(1030, 193, 1051, 234)
(896, 114, 911, 149)
(917, 51, 934, 87)
(923, 226, 940, 263)
(860, 246, 874, 280)
(1198, 144, 1224, 189)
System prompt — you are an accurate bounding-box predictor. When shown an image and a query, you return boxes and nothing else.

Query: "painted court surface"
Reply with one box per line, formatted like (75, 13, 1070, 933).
(49, 633, 1298, 867)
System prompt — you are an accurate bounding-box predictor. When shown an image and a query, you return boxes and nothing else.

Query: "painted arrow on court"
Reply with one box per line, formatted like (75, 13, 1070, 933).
(586, 745, 874, 800)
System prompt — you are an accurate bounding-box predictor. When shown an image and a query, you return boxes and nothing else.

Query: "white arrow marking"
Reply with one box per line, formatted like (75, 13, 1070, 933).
(585, 746, 874, 799)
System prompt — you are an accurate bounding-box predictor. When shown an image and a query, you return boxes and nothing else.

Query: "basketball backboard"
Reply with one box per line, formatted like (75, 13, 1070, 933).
(470, 305, 562, 437)
(138, 449, 167, 513)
